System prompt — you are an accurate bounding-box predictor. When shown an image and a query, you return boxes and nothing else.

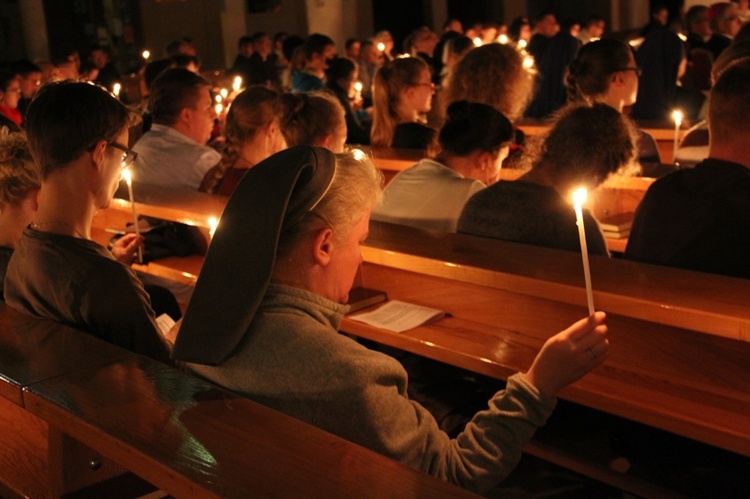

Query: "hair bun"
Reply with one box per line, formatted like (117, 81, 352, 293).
(445, 99, 471, 121)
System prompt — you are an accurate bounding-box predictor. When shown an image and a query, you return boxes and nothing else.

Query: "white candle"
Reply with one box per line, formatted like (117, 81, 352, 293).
(232, 76, 243, 93)
(572, 188, 595, 316)
(672, 109, 683, 165)
(122, 169, 143, 264)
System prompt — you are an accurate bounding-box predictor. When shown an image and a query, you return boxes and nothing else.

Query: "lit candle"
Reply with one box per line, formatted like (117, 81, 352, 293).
(517, 39, 528, 49)
(113, 82, 121, 98)
(232, 76, 243, 93)
(215, 103, 223, 116)
(142, 50, 151, 61)
(353, 81, 363, 101)
(671, 109, 683, 165)
(497, 34, 509, 44)
(523, 56, 535, 69)
(572, 188, 595, 316)
(473, 37, 482, 47)
(121, 168, 143, 264)
(215, 93, 223, 104)
(220, 88, 229, 99)
(377, 42, 385, 53)
(208, 217, 218, 238)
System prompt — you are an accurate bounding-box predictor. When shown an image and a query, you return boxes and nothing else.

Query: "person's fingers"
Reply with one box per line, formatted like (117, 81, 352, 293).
(560, 311, 607, 341)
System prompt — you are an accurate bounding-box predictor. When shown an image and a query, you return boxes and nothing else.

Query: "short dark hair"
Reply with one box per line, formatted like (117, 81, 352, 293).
(325, 57, 356, 84)
(8, 59, 42, 78)
(25, 81, 139, 178)
(345, 38, 360, 50)
(144, 58, 176, 90)
(149, 68, 210, 126)
(0, 70, 17, 92)
(238, 35, 253, 49)
(304, 34, 335, 61)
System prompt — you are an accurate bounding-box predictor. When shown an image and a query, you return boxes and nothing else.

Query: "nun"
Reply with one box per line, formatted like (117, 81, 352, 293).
(172, 146, 609, 494)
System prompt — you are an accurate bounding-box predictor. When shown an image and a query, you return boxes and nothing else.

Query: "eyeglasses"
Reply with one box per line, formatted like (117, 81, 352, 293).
(617, 67, 643, 77)
(107, 142, 138, 169)
(413, 82, 435, 89)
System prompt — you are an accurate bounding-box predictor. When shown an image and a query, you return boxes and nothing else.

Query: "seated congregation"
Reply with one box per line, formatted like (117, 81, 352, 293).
(2, 9, 750, 496)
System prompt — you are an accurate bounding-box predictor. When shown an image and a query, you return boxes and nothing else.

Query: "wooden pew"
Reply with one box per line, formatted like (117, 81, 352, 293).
(0, 303, 474, 498)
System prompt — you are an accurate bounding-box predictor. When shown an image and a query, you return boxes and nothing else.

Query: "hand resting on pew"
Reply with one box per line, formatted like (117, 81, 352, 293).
(526, 311, 608, 398)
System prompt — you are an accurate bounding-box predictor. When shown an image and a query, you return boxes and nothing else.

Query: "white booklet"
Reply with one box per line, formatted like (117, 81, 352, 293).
(349, 300, 446, 333)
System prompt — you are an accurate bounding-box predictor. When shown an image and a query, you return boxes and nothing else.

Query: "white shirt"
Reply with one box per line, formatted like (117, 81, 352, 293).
(132, 124, 221, 190)
(372, 158, 485, 233)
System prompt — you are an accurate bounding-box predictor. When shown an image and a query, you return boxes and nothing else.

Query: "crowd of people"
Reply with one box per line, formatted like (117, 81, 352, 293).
(1, 1, 749, 495)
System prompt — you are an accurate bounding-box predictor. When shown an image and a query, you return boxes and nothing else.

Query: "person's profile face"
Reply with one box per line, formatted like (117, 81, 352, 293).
(20, 72, 42, 99)
(189, 87, 216, 145)
(99, 129, 130, 208)
(2, 78, 22, 109)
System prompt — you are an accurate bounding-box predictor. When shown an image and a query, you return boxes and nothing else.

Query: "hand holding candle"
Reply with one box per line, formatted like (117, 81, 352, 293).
(122, 168, 143, 264)
(572, 188, 595, 316)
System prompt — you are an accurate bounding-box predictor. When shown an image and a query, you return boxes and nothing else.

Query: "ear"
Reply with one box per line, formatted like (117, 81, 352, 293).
(473, 150, 492, 171)
(317, 133, 333, 149)
(611, 71, 624, 87)
(312, 227, 335, 266)
(30, 188, 41, 211)
(179, 106, 193, 126)
(91, 139, 108, 171)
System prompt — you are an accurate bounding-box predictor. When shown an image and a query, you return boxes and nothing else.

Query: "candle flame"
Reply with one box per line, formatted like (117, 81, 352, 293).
(215, 94, 223, 103)
(208, 217, 218, 237)
(215, 103, 223, 115)
(523, 56, 535, 69)
(572, 187, 588, 207)
(142, 50, 150, 60)
(354, 81, 363, 92)
(121, 168, 132, 184)
(233, 76, 243, 92)
(220, 88, 228, 99)
(473, 37, 482, 47)
(518, 39, 528, 49)
(377, 42, 385, 52)
(672, 109, 683, 125)
(497, 34, 509, 44)
(113, 82, 121, 97)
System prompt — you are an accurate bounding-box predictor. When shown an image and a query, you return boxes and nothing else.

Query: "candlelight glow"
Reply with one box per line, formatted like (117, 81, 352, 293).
(232, 76, 243, 92)
(523, 56, 535, 69)
(121, 167, 132, 183)
(677, 33, 687, 42)
(220, 88, 228, 99)
(208, 217, 218, 237)
(113, 82, 121, 97)
(354, 81, 363, 92)
(142, 50, 150, 60)
(572, 187, 587, 207)
(215, 94, 223, 103)
(518, 39, 527, 49)
(497, 34, 509, 44)
(397, 53, 411, 58)
(672, 109, 683, 125)
(473, 37, 482, 47)
(215, 103, 223, 116)
(377, 42, 385, 52)
(351, 148, 366, 161)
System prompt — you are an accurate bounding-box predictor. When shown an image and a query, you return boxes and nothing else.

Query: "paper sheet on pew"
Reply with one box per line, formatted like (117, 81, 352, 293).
(349, 300, 446, 333)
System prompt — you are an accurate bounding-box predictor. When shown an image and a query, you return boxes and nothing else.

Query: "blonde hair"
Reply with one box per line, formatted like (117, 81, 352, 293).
(277, 149, 383, 254)
(370, 57, 430, 147)
(203, 86, 282, 194)
(444, 43, 535, 122)
(0, 131, 42, 207)
(279, 92, 345, 147)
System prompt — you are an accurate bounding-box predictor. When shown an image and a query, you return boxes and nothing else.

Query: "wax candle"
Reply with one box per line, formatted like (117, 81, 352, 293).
(122, 169, 143, 264)
(672, 109, 683, 165)
(572, 188, 595, 316)
(232, 76, 243, 93)
(353, 81, 363, 102)
(113, 82, 121, 98)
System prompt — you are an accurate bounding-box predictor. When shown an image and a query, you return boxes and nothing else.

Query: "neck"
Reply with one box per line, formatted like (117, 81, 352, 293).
(237, 136, 271, 167)
(594, 94, 624, 113)
(707, 142, 750, 168)
(34, 166, 97, 240)
(440, 154, 483, 183)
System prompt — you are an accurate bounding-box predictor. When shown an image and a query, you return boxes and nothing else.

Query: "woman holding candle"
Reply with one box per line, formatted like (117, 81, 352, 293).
(172, 145, 609, 495)
(458, 103, 637, 255)
(324, 57, 371, 145)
